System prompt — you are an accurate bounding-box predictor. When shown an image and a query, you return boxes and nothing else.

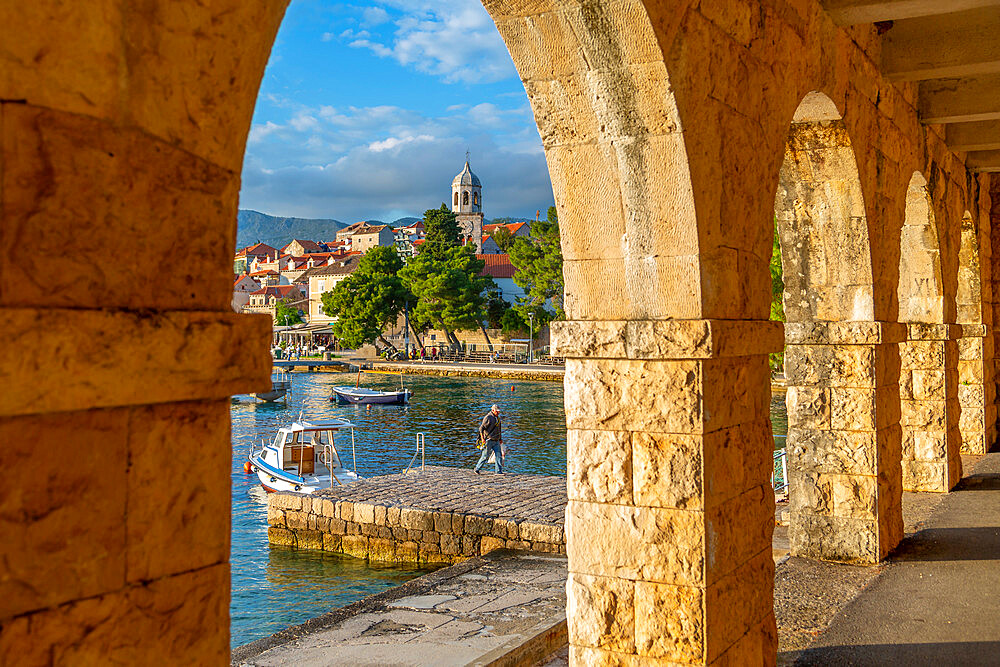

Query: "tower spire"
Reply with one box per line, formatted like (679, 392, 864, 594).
(466, 148, 470, 164)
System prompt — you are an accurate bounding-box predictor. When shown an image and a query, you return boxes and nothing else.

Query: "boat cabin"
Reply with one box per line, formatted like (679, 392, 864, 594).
(268, 419, 353, 477)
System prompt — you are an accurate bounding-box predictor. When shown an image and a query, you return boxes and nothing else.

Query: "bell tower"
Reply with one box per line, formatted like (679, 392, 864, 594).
(451, 153, 484, 252)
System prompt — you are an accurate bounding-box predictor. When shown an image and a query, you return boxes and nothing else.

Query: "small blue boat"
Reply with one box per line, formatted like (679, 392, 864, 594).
(330, 386, 412, 405)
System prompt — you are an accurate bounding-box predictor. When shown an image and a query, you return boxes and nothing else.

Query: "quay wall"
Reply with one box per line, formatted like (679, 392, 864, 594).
(371, 362, 564, 382)
(267, 493, 566, 565)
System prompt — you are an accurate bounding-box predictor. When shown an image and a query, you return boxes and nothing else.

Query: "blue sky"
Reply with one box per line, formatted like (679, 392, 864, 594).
(238, 0, 555, 223)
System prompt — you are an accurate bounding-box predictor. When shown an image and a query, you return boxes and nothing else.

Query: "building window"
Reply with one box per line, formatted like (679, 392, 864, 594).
(462, 191, 469, 205)
(453, 192, 458, 206)
(473, 192, 479, 206)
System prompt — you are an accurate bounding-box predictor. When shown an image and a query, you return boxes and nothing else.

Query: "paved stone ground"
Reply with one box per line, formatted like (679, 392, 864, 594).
(314, 466, 567, 526)
(791, 452, 1000, 666)
(231, 551, 567, 667)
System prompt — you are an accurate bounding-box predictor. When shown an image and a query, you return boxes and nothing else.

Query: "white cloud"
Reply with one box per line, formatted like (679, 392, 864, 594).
(368, 134, 434, 152)
(362, 6, 390, 26)
(342, 0, 517, 84)
(240, 102, 552, 222)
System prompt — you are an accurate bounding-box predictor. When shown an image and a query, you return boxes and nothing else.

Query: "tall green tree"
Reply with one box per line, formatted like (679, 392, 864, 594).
(507, 205, 564, 326)
(490, 226, 515, 251)
(321, 246, 410, 351)
(422, 204, 461, 247)
(274, 298, 303, 326)
(399, 205, 496, 349)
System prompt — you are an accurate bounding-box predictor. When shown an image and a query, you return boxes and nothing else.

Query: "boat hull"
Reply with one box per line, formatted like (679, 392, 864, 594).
(250, 455, 361, 494)
(330, 387, 411, 405)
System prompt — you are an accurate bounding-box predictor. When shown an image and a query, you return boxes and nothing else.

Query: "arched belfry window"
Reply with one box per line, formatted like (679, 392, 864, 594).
(463, 191, 469, 205)
(474, 192, 479, 207)
(454, 192, 458, 207)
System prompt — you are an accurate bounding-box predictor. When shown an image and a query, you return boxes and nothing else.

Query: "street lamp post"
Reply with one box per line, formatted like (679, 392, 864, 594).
(528, 312, 534, 364)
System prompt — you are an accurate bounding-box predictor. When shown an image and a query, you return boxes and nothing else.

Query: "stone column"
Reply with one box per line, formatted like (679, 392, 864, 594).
(899, 324, 961, 491)
(553, 319, 782, 665)
(786, 322, 904, 564)
(958, 325, 994, 454)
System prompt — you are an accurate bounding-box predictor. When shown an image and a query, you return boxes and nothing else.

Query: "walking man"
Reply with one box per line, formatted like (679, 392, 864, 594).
(474, 404, 504, 474)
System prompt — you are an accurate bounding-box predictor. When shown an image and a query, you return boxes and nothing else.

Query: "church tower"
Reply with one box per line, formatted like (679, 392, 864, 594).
(451, 157, 484, 252)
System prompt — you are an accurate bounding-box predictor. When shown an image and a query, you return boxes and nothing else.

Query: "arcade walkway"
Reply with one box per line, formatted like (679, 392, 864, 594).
(795, 453, 1000, 665)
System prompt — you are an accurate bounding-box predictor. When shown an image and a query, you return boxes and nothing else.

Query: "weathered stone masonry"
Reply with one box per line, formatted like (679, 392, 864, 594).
(265, 467, 566, 564)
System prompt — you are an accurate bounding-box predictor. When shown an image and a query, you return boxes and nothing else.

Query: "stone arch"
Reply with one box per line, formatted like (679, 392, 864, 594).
(896, 172, 960, 491)
(776, 92, 902, 563)
(454, 191, 459, 207)
(956, 211, 992, 454)
(462, 190, 469, 206)
(494, 2, 776, 663)
(898, 172, 944, 323)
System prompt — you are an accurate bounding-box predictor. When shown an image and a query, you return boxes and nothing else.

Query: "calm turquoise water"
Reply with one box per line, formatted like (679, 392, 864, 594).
(230, 372, 788, 648)
(229, 372, 568, 648)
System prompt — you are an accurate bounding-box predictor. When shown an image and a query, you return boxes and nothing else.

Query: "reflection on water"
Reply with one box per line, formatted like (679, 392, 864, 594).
(230, 372, 789, 648)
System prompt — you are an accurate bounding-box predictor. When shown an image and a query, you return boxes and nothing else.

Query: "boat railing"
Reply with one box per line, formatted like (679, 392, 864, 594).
(320, 444, 342, 487)
(772, 448, 788, 496)
(404, 433, 426, 475)
(248, 439, 266, 461)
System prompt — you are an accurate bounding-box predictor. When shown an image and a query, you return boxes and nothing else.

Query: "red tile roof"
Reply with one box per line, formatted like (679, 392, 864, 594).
(483, 222, 527, 235)
(476, 254, 517, 279)
(282, 239, 323, 253)
(250, 285, 301, 298)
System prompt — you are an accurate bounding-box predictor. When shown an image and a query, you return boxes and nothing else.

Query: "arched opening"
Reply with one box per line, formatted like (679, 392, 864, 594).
(462, 190, 469, 206)
(956, 211, 994, 454)
(896, 172, 960, 491)
(776, 92, 902, 563)
(454, 192, 459, 207)
(473, 191, 479, 208)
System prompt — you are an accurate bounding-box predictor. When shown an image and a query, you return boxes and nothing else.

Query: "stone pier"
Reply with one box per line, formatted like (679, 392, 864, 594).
(266, 466, 566, 564)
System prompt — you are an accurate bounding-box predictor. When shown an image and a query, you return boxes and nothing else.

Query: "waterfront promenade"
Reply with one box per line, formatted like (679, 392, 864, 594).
(268, 466, 566, 564)
(232, 550, 567, 667)
(371, 360, 564, 382)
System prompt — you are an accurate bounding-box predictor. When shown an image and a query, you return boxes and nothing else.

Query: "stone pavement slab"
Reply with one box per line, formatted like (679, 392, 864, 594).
(232, 550, 567, 667)
(793, 452, 1000, 665)
(313, 465, 567, 525)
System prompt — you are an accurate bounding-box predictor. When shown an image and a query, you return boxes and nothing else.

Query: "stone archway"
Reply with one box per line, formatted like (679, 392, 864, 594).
(776, 92, 903, 564)
(897, 172, 961, 491)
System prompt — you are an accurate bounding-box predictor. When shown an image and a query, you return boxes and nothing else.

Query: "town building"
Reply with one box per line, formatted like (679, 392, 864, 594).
(394, 221, 425, 258)
(477, 254, 525, 303)
(452, 160, 484, 252)
(350, 224, 393, 253)
(300, 256, 362, 324)
(234, 242, 278, 273)
(281, 239, 323, 256)
(242, 284, 305, 323)
(231, 274, 261, 313)
(481, 221, 530, 254)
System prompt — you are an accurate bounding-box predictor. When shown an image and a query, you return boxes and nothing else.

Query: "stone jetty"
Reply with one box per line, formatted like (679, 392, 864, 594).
(267, 466, 566, 564)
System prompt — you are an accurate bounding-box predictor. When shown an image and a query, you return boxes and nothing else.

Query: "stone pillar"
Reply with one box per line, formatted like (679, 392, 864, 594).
(898, 324, 961, 491)
(958, 325, 994, 454)
(553, 319, 782, 665)
(786, 322, 904, 564)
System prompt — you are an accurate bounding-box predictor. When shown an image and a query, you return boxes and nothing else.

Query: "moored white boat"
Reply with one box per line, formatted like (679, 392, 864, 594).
(248, 417, 362, 493)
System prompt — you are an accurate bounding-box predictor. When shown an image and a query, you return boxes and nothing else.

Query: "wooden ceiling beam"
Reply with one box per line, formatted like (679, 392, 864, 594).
(945, 121, 1000, 152)
(883, 7, 1000, 81)
(822, 0, 1000, 25)
(966, 149, 1000, 171)
(919, 74, 1000, 124)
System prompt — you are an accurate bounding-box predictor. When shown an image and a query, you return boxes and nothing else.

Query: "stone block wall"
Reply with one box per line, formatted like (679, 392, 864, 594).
(785, 322, 904, 563)
(0, 1, 285, 661)
(958, 325, 994, 454)
(266, 493, 565, 564)
(899, 324, 962, 490)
